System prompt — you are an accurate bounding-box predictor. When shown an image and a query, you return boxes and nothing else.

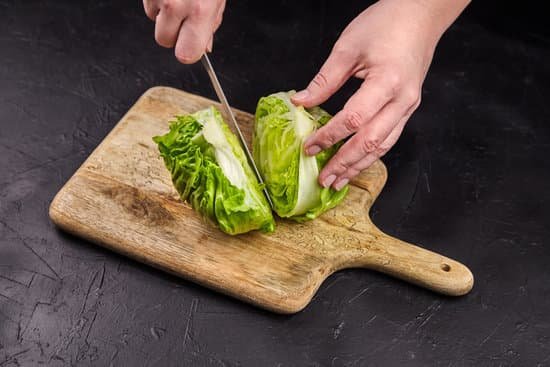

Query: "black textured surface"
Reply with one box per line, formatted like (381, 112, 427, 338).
(1, 0, 550, 365)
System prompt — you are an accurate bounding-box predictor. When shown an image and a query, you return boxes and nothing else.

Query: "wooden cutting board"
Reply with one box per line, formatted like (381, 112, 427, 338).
(49, 87, 473, 314)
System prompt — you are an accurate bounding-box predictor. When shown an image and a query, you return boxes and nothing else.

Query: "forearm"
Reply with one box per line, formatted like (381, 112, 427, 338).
(412, 0, 471, 43)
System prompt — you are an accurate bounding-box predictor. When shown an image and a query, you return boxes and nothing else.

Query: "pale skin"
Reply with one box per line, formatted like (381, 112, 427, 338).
(143, 0, 470, 190)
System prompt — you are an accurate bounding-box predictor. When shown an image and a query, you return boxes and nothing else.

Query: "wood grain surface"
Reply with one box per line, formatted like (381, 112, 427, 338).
(49, 87, 474, 314)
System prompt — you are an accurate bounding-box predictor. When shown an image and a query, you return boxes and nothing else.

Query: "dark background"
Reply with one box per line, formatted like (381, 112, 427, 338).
(1, 0, 549, 365)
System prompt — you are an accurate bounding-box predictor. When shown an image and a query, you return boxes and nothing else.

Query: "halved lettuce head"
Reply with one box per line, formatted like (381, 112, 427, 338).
(253, 91, 349, 222)
(153, 107, 275, 235)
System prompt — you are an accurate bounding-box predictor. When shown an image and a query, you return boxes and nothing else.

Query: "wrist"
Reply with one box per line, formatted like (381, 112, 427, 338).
(412, 0, 471, 42)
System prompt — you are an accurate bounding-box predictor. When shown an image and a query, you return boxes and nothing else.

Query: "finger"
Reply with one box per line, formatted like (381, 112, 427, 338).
(291, 47, 359, 107)
(318, 101, 408, 188)
(175, 22, 211, 63)
(143, 0, 159, 20)
(331, 154, 378, 191)
(330, 84, 421, 188)
(331, 116, 409, 190)
(155, 5, 186, 48)
(207, 1, 224, 52)
(213, 0, 225, 31)
(174, 4, 219, 64)
(304, 77, 394, 155)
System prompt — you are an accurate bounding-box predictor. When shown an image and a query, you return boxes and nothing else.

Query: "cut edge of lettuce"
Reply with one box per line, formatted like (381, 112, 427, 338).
(253, 91, 349, 222)
(153, 106, 275, 235)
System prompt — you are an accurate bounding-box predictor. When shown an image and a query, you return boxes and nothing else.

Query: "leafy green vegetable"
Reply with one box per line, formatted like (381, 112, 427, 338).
(153, 107, 275, 235)
(253, 91, 349, 222)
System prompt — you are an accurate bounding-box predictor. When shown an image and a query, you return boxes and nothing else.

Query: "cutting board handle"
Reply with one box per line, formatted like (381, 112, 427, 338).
(346, 227, 474, 296)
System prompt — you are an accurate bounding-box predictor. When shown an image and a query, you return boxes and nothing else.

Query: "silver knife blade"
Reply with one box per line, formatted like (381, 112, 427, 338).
(200, 54, 274, 209)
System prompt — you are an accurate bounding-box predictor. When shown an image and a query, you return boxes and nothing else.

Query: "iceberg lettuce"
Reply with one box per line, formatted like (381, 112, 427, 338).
(253, 91, 349, 222)
(153, 107, 275, 235)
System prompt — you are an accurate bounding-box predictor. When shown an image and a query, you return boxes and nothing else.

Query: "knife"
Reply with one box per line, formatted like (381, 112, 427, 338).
(200, 54, 274, 209)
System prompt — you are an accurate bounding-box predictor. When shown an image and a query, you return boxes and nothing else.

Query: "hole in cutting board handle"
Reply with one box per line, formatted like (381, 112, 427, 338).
(440, 263, 451, 272)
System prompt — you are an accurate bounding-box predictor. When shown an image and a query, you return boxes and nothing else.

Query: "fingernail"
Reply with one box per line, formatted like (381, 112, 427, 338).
(306, 145, 321, 155)
(333, 178, 349, 191)
(293, 89, 309, 101)
(322, 174, 336, 188)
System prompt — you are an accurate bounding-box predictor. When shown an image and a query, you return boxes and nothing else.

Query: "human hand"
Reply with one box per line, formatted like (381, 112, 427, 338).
(143, 0, 226, 63)
(292, 0, 469, 190)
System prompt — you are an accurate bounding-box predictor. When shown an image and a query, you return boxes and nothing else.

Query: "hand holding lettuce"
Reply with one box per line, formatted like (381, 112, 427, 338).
(253, 91, 348, 222)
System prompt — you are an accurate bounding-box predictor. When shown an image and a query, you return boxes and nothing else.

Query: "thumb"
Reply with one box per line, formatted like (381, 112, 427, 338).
(291, 48, 357, 107)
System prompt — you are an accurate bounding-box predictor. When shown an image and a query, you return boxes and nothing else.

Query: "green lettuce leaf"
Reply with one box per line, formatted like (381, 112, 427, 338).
(153, 107, 275, 235)
(253, 91, 349, 222)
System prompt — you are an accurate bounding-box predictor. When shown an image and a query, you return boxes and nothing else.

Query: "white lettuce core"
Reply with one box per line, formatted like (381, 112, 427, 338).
(194, 108, 248, 190)
(273, 92, 322, 216)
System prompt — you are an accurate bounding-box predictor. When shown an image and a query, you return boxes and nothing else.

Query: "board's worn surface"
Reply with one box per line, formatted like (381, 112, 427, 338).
(49, 87, 473, 313)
